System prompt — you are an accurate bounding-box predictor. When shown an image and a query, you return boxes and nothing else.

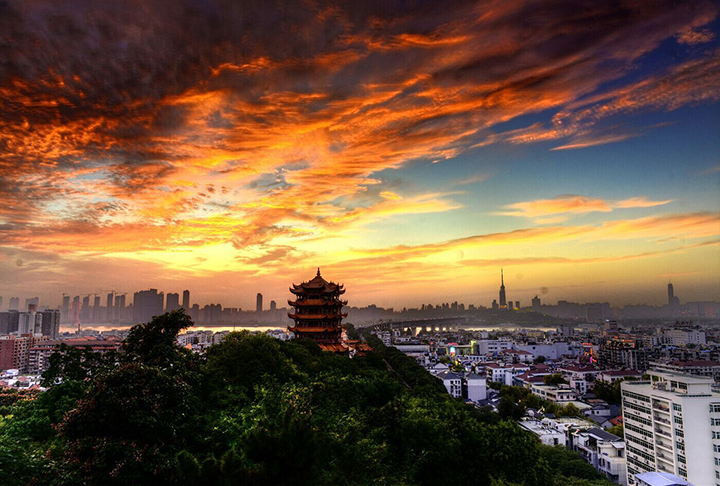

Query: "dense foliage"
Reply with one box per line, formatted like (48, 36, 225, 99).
(0, 311, 611, 485)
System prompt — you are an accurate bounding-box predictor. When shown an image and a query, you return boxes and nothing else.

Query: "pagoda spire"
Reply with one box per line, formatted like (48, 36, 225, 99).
(317, 267, 321, 277)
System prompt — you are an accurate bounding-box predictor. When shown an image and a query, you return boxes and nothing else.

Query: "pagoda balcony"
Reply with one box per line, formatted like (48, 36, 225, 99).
(288, 313, 347, 320)
(288, 299, 346, 307)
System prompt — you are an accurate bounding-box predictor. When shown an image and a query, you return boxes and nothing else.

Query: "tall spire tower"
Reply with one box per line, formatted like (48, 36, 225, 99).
(499, 269, 507, 308)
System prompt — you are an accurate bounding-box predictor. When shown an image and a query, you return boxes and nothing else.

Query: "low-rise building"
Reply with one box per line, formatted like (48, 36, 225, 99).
(530, 383, 578, 402)
(572, 427, 627, 485)
(437, 371, 463, 398)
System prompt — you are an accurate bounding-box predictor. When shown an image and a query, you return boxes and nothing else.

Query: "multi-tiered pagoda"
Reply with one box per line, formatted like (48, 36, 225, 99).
(288, 269, 349, 353)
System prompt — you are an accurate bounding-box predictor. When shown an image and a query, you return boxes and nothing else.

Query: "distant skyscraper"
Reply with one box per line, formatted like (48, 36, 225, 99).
(508, 301, 514, 310)
(532, 295, 541, 309)
(0, 296, 3, 311)
(61, 295, 70, 322)
(9, 297, 19, 311)
(182, 290, 190, 309)
(106, 292, 114, 310)
(40, 309, 61, 339)
(515, 301, 520, 309)
(668, 282, 674, 306)
(93, 295, 101, 321)
(71, 296, 80, 323)
(25, 297, 39, 311)
(270, 300, 277, 311)
(492, 299, 499, 310)
(166, 293, 180, 312)
(81, 295, 90, 321)
(133, 289, 164, 324)
(499, 269, 507, 308)
(256, 293, 263, 313)
(114, 294, 126, 321)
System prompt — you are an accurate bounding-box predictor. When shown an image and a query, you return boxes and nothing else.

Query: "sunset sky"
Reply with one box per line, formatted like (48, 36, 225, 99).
(1, 0, 719, 309)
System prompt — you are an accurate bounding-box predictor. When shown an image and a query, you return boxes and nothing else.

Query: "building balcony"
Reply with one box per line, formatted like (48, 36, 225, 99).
(655, 428, 672, 438)
(655, 440, 673, 452)
(654, 415, 671, 425)
(653, 403, 670, 413)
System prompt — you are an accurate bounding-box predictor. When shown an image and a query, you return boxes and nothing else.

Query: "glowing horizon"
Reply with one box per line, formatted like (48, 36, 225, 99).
(0, 1, 719, 310)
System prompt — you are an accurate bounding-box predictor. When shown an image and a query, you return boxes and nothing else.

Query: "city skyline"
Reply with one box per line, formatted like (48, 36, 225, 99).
(0, 2, 719, 308)
(0, 276, 714, 315)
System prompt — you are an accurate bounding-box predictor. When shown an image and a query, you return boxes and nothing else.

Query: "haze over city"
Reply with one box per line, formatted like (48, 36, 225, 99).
(1, 1, 719, 309)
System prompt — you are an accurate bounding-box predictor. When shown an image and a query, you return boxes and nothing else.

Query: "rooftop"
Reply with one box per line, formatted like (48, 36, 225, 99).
(634, 471, 692, 486)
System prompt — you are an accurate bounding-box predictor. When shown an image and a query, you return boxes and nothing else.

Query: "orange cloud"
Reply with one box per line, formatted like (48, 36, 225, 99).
(499, 195, 673, 219)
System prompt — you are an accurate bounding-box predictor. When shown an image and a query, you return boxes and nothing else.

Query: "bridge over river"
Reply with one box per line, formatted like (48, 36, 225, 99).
(358, 316, 468, 334)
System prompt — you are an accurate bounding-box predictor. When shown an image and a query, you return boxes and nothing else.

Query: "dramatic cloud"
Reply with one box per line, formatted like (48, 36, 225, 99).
(0, 0, 718, 305)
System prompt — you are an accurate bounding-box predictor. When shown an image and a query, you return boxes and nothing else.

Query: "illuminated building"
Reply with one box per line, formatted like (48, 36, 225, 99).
(288, 269, 349, 352)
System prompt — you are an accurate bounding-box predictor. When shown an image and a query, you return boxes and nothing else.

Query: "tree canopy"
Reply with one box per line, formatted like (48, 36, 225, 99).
(0, 311, 612, 486)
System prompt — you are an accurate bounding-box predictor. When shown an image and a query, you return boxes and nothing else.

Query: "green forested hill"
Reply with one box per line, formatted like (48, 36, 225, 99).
(0, 311, 612, 486)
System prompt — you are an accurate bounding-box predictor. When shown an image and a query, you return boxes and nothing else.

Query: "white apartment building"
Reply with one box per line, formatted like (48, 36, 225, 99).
(530, 383, 578, 402)
(437, 371, 462, 398)
(515, 342, 573, 360)
(518, 417, 567, 446)
(485, 363, 530, 385)
(466, 373, 487, 402)
(650, 360, 720, 382)
(666, 329, 706, 346)
(621, 371, 720, 485)
(471, 339, 512, 355)
(573, 427, 627, 485)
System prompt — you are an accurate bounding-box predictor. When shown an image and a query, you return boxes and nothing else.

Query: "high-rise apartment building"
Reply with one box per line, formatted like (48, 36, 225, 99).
(81, 295, 90, 321)
(622, 371, 720, 485)
(256, 293, 263, 313)
(270, 300, 277, 311)
(24, 297, 39, 311)
(182, 290, 190, 310)
(9, 297, 19, 311)
(133, 289, 164, 324)
(39, 310, 60, 339)
(106, 292, 114, 320)
(0, 296, 3, 311)
(61, 295, 70, 322)
(114, 294, 126, 321)
(166, 293, 180, 312)
(93, 295, 101, 321)
(600, 339, 649, 371)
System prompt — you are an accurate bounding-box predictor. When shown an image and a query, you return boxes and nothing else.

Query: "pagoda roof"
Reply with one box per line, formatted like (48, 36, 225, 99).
(290, 268, 345, 295)
(319, 343, 349, 353)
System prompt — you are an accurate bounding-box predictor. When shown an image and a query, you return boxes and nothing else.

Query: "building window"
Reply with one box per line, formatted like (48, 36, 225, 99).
(712, 404, 720, 413)
(712, 418, 720, 426)
(674, 416, 684, 425)
(676, 429, 684, 438)
(673, 403, 682, 412)
(714, 431, 720, 440)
